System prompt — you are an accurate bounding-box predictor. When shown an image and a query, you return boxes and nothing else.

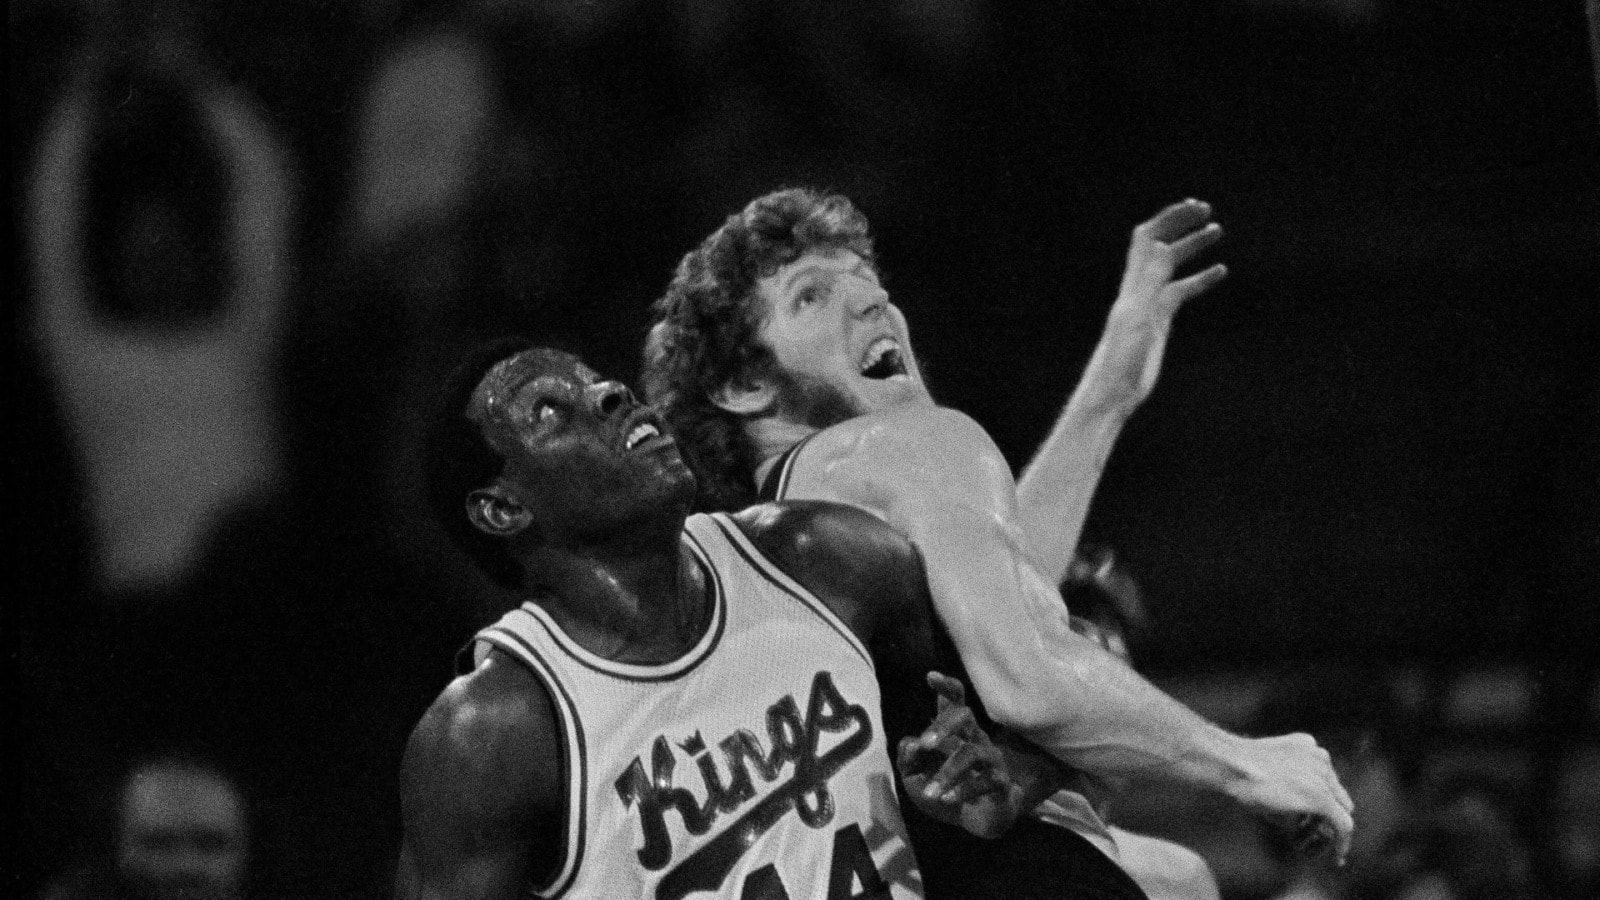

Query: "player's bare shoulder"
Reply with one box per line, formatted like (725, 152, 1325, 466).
(728, 502, 927, 638)
(791, 406, 1015, 514)
(400, 651, 563, 822)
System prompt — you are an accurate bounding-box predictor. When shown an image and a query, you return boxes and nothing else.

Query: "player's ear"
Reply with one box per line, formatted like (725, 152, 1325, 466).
(710, 372, 776, 417)
(467, 484, 534, 537)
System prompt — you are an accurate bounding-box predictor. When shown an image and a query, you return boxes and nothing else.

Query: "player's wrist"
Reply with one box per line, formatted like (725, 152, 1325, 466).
(1174, 729, 1258, 798)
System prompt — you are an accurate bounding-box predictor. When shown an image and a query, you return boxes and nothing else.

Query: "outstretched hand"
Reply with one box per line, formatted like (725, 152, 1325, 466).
(896, 672, 1029, 839)
(1096, 199, 1229, 410)
(1115, 198, 1228, 324)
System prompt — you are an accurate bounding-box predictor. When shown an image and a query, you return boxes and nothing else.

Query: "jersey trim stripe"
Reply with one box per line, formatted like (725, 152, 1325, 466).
(704, 513, 873, 669)
(474, 627, 588, 899)
(507, 537, 726, 683)
(759, 432, 817, 501)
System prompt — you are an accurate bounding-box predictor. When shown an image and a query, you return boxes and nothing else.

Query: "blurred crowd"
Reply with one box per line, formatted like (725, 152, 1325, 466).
(10, 1, 1597, 898)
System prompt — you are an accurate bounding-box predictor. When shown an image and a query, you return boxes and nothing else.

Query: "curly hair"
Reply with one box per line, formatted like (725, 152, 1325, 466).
(423, 335, 538, 589)
(642, 188, 875, 512)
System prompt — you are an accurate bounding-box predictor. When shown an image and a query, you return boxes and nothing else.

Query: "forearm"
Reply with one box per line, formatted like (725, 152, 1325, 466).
(1018, 195, 1230, 583)
(900, 497, 1249, 795)
(997, 626, 1248, 792)
(945, 586, 1247, 793)
(193, 74, 295, 340)
(1015, 312, 1168, 584)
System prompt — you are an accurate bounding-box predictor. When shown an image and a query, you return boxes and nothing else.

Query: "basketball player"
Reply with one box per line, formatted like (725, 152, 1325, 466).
(396, 340, 1064, 900)
(641, 188, 1355, 884)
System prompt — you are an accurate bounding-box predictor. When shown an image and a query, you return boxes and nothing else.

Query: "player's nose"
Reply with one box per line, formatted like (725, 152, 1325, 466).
(590, 380, 634, 418)
(851, 284, 889, 320)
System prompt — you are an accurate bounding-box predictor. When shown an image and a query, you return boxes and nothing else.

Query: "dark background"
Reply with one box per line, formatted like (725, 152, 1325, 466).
(10, 1, 1598, 897)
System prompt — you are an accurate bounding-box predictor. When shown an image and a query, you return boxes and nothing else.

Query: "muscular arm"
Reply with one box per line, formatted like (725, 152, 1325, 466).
(739, 501, 1067, 838)
(1015, 200, 1226, 584)
(395, 653, 564, 900)
(784, 407, 1353, 855)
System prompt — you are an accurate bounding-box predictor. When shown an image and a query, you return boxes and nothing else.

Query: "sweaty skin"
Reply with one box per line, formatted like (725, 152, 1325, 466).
(396, 503, 954, 900)
(717, 198, 1351, 859)
(772, 403, 1355, 859)
(397, 348, 975, 900)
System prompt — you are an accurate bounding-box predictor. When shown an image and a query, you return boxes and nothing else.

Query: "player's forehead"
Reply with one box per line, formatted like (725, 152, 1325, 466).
(471, 348, 598, 416)
(764, 248, 874, 293)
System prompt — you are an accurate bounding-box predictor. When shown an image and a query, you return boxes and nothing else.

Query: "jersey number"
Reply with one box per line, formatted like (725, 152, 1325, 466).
(739, 824, 890, 899)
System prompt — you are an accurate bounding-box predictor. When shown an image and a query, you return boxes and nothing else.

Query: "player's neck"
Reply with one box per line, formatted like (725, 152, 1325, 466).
(525, 533, 711, 663)
(745, 414, 820, 488)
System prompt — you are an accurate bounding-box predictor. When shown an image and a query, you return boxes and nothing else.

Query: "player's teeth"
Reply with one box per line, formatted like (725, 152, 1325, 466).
(861, 338, 897, 372)
(626, 424, 659, 449)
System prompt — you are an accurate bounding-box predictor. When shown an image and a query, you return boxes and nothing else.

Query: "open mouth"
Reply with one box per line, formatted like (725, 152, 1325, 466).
(625, 421, 661, 450)
(860, 337, 909, 380)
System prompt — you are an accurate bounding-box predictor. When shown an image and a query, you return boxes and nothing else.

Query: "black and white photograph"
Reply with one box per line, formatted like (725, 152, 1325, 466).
(11, 2, 1599, 898)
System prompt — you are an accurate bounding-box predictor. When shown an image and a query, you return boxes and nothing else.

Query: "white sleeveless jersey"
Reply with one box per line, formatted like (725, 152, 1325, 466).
(473, 512, 923, 900)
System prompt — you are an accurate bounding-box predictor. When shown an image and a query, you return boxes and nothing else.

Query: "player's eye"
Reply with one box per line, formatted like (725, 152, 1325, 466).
(534, 402, 560, 424)
(796, 283, 828, 310)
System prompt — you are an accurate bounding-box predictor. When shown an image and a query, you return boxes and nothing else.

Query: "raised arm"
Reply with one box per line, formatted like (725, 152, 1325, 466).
(1015, 199, 1226, 584)
(27, 37, 295, 351)
(28, 56, 99, 341)
(396, 654, 564, 900)
(194, 64, 295, 343)
(143, 30, 296, 342)
(789, 407, 1354, 860)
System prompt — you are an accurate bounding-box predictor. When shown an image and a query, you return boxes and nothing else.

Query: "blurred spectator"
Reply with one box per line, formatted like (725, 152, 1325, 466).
(1387, 781, 1536, 900)
(42, 751, 253, 900)
(310, 0, 674, 583)
(24, 24, 296, 599)
(346, 27, 497, 249)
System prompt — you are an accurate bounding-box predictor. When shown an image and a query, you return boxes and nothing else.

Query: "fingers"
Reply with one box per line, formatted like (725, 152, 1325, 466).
(1137, 198, 1214, 245)
(923, 671, 968, 730)
(914, 701, 982, 756)
(1123, 200, 1227, 311)
(1333, 805, 1354, 865)
(900, 732, 1002, 809)
(1304, 804, 1355, 866)
(1167, 220, 1224, 266)
(926, 671, 966, 709)
(1293, 814, 1334, 858)
(897, 737, 921, 773)
(1165, 263, 1228, 307)
(928, 743, 1003, 803)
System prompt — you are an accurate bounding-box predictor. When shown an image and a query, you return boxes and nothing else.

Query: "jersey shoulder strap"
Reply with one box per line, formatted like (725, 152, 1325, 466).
(756, 433, 818, 501)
